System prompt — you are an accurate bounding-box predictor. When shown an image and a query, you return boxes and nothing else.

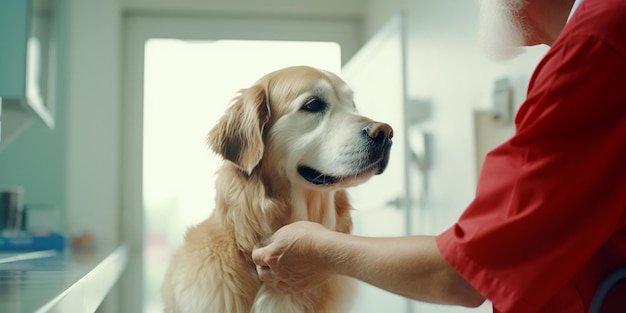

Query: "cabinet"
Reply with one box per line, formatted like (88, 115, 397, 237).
(0, 0, 58, 148)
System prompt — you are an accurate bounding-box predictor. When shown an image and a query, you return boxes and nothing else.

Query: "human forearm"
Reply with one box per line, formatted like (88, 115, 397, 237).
(316, 231, 485, 307)
(252, 221, 485, 307)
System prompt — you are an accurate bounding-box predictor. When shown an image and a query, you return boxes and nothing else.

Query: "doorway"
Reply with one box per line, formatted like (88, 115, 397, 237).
(122, 14, 361, 312)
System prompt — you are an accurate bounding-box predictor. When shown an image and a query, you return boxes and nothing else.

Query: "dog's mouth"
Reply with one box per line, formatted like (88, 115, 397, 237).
(298, 138, 392, 186)
(297, 158, 387, 186)
(297, 166, 340, 185)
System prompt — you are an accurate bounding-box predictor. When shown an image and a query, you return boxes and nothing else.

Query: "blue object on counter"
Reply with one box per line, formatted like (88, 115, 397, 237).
(0, 232, 66, 251)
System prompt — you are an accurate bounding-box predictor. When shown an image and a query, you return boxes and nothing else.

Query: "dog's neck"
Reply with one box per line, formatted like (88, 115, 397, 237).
(257, 166, 345, 231)
(290, 188, 338, 230)
(214, 163, 352, 253)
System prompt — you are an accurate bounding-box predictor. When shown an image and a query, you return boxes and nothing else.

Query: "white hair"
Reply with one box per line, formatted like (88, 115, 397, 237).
(478, 0, 527, 60)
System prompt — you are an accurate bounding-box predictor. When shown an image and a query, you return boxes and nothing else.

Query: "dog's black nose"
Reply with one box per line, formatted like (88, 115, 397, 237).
(363, 122, 394, 142)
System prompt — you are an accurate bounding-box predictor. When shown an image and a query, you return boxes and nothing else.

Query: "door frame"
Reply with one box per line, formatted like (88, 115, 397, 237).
(120, 14, 362, 312)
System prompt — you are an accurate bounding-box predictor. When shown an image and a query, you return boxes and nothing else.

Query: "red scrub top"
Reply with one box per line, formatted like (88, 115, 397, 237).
(437, 0, 626, 312)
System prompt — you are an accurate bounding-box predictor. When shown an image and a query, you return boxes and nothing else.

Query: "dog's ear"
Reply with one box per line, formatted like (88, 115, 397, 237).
(208, 85, 270, 174)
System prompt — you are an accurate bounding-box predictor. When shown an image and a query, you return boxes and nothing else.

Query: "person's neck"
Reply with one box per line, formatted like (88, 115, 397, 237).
(519, 0, 576, 46)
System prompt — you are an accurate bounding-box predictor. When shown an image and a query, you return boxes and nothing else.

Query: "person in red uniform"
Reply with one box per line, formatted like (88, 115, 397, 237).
(252, 0, 626, 311)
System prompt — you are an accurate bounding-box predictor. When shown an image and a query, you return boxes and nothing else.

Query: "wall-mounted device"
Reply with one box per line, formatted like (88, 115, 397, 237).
(407, 127, 433, 172)
(492, 77, 514, 125)
(406, 97, 432, 126)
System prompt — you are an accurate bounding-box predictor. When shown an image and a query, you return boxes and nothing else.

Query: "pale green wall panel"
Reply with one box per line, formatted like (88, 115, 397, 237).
(0, 1, 29, 98)
(0, 0, 68, 231)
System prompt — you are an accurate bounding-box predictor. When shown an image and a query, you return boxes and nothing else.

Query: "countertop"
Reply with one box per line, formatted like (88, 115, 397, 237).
(0, 244, 128, 313)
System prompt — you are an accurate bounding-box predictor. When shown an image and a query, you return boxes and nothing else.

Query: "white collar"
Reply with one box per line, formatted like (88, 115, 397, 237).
(568, 0, 584, 21)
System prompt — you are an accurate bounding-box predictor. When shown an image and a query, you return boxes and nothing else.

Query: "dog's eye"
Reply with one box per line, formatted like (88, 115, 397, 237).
(301, 97, 327, 112)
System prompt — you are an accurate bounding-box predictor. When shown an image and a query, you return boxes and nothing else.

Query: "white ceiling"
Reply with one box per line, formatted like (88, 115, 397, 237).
(123, 0, 366, 19)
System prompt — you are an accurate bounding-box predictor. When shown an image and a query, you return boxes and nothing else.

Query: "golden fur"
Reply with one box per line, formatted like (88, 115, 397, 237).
(161, 66, 393, 313)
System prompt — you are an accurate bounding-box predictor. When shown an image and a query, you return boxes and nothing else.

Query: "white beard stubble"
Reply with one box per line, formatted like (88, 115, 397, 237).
(478, 0, 528, 60)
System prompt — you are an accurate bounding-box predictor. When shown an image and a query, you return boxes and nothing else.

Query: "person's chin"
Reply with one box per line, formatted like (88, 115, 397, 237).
(481, 37, 526, 61)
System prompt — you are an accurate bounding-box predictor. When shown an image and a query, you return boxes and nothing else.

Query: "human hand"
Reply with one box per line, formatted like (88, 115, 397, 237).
(252, 221, 337, 292)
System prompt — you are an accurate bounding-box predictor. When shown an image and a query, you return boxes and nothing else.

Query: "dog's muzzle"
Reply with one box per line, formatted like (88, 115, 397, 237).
(298, 122, 394, 186)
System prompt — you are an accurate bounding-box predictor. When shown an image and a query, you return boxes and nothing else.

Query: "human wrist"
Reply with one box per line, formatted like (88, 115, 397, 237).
(314, 228, 350, 276)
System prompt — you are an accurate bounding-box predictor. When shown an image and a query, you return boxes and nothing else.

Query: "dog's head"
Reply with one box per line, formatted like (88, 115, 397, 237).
(208, 66, 393, 190)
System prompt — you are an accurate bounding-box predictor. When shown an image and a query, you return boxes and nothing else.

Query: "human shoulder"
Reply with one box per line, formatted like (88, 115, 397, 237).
(564, 0, 626, 55)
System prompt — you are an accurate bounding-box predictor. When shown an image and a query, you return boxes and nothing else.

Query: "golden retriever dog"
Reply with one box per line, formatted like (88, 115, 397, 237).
(161, 66, 393, 313)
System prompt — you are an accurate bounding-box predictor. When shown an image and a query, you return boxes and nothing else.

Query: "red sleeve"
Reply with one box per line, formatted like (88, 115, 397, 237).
(437, 1, 626, 312)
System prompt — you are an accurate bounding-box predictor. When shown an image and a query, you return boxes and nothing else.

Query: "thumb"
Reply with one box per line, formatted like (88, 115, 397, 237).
(252, 241, 269, 267)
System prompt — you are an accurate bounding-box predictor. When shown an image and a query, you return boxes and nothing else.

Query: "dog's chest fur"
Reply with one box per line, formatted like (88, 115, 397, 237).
(175, 166, 355, 313)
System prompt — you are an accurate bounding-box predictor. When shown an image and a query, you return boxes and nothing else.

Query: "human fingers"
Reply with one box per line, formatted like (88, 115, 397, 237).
(256, 264, 275, 282)
(252, 241, 269, 267)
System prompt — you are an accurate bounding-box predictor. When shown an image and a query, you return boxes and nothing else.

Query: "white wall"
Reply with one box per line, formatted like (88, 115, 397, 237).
(65, 1, 122, 312)
(66, 0, 121, 252)
(362, 0, 549, 312)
